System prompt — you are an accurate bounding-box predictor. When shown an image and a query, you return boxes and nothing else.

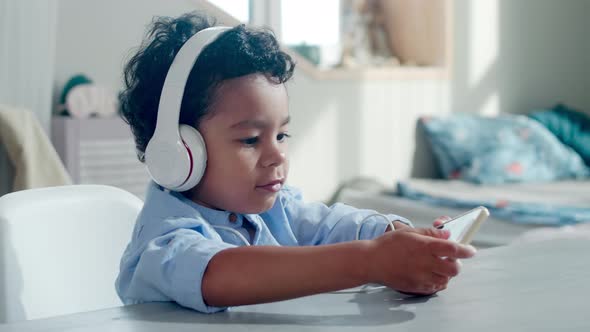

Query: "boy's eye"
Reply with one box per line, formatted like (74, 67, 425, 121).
(277, 133, 291, 142)
(240, 137, 259, 146)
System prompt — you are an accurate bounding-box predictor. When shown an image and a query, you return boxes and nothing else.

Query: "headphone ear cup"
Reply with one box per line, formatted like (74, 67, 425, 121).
(144, 137, 192, 191)
(176, 124, 207, 191)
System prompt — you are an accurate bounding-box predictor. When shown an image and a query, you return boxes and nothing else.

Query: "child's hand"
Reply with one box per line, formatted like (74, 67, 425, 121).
(366, 227, 476, 295)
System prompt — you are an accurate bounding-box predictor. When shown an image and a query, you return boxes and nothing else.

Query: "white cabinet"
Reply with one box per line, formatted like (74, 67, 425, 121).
(51, 116, 150, 199)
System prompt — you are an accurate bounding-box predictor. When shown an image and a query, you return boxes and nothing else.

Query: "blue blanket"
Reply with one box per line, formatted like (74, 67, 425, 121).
(397, 181, 590, 226)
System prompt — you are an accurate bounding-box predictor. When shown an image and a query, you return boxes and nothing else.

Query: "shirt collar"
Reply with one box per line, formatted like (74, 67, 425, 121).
(147, 181, 259, 227)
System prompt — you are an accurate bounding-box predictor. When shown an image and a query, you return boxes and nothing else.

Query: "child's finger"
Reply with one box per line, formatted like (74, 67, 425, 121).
(413, 227, 450, 240)
(432, 259, 461, 277)
(433, 216, 452, 228)
(428, 240, 477, 259)
(431, 273, 451, 286)
(392, 221, 410, 230)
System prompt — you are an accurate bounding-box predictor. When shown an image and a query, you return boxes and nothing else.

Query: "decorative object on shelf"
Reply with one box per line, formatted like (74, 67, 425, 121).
(377, 0, 447, 66)
(340, 0, 400, 68)
(58, 74, 118, 118)
(289, 43, 321, 66)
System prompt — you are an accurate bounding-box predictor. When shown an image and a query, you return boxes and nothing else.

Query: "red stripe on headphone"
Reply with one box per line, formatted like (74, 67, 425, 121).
(182, 140, 193, 186)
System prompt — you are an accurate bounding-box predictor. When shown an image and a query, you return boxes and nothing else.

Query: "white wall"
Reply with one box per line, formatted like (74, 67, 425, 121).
(286, 75, 448, 201)
(0, 0, 57, 133)
(452, 0, 590, 117)
(54, 0, 199, 99)
(53, 0, 590, 202)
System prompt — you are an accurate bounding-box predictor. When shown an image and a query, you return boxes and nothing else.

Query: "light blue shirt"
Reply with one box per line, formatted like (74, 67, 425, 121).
(116, 182, 411, 313)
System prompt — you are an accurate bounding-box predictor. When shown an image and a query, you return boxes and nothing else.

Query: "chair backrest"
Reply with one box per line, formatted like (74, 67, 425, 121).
(0, 185, 142, 323)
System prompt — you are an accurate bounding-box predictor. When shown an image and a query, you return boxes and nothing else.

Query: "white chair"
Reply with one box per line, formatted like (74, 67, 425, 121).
(0, 185, 142, 323)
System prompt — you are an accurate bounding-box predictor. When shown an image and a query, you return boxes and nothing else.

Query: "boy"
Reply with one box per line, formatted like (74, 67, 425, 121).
(116, 12, 475, 313)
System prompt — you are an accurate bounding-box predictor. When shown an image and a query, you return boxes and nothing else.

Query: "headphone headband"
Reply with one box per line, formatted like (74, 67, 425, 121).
(152, 26, 231, 142)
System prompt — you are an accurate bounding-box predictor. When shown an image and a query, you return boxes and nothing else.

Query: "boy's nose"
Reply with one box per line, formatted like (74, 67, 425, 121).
(261, 144, 286, 168)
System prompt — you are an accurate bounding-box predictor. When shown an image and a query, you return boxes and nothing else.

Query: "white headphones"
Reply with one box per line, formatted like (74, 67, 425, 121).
(144, 26, 231, 191)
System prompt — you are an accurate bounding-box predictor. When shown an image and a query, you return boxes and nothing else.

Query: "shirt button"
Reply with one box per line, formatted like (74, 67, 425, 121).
(228, 213, 238, 223)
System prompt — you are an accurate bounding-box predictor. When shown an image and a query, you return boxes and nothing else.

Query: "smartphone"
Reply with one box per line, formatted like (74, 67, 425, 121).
(436, 206, 490, 244)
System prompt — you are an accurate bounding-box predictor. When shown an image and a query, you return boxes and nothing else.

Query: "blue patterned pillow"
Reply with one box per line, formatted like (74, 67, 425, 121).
(419, 114, 589, 184)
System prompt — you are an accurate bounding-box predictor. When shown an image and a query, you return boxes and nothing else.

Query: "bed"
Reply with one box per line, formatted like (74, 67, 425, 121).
(336, 179, 590, 247)
(335, 107, 590, 248)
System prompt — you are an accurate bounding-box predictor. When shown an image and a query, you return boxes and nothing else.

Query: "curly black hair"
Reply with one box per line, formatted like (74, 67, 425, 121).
(119, 12, 295, 162)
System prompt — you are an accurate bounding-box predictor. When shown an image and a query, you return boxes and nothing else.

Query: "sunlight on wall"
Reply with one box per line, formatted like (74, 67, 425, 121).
(480, 93, 500, 116)
(469, 1, 498, 87)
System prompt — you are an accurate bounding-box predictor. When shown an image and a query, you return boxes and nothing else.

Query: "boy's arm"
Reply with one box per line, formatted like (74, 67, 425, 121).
(202, 241, 371, 307)
(269, 187, 411, 245)
(202, 227, 476, 307)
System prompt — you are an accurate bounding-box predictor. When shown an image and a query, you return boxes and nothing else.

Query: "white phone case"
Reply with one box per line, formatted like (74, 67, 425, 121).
(439, 206, 490, 244)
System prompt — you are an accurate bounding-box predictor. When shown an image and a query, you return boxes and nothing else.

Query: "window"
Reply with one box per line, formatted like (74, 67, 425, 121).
(208, 0, 249, 22)
(281, 0, 340, 68)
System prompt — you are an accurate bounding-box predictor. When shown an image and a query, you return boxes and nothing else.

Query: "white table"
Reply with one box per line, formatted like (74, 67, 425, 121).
(1, 239, 588, 332)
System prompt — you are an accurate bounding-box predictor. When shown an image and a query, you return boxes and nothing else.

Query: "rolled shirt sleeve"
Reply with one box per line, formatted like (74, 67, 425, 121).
(116, 225, 235, 313)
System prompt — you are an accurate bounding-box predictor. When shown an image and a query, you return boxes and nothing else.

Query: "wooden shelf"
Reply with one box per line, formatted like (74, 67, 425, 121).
(286, 50, 450, 81)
